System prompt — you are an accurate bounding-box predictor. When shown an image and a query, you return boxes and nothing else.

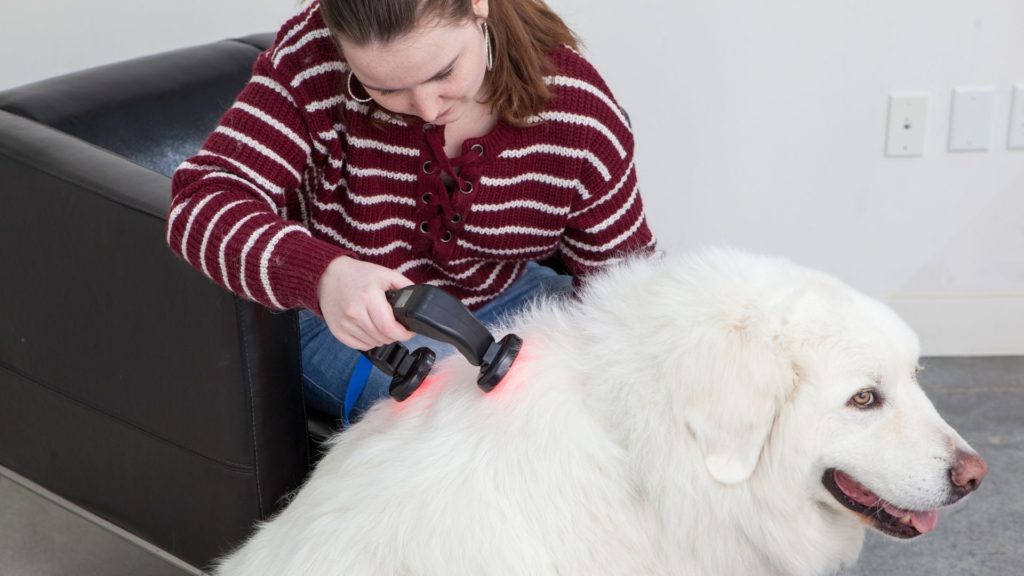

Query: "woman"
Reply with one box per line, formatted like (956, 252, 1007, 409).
(166, 0, 656, 424)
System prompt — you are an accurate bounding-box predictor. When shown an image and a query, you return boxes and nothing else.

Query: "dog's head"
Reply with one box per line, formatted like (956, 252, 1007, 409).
(782, 287, 987, 539)
(648, 250, 988, 539)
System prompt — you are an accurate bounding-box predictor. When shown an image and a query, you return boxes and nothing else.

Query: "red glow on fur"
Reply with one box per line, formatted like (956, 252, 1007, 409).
(482, 342, 532, 400)
(390, 340, 532, 414)
(393, 373, 444, 410)
(413, 373, 443, 398)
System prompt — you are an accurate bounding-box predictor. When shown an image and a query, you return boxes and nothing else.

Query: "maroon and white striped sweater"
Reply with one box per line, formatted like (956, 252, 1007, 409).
(167, 2, 656, 313)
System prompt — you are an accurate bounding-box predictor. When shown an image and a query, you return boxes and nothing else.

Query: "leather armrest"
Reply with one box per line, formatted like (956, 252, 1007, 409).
(0, 110, 170, 216)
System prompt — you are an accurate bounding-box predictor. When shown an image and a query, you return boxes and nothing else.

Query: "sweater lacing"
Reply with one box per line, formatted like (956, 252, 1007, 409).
(415, 124, 487, 263)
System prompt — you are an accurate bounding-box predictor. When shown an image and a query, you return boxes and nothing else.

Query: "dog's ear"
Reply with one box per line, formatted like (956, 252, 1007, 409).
(680, 325, 793, 485)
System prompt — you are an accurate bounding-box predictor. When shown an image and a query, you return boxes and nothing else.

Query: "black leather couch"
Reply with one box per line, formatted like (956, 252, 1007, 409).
(0, 34, 316, 570)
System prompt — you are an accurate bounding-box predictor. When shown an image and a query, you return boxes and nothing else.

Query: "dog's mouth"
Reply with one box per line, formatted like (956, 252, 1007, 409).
(822, 469, 939, 539)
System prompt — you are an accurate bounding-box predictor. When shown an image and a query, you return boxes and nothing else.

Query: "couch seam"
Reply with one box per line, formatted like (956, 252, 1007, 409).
(234, 299, 266, 517)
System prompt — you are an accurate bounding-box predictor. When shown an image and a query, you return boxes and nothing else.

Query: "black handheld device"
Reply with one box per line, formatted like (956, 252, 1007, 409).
(363, 285, 522, 401)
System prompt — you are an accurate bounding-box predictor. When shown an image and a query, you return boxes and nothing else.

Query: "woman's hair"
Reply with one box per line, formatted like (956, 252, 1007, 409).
(319, 0, 579, 125)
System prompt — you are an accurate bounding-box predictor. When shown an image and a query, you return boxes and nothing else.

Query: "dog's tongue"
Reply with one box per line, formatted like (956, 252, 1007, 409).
(910, 510, 939, 533)
(880, 496, 942, 532)
(833, 471, 880, 507)
(834, 471, 939, 534)
(881, 504, 940, 534)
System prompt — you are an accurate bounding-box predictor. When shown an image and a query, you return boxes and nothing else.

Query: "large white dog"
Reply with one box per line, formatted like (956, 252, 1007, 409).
(214, 250, 987, 576)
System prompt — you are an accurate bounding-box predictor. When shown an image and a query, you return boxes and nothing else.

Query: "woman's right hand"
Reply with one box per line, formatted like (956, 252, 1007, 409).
(317, 256, 416, 351)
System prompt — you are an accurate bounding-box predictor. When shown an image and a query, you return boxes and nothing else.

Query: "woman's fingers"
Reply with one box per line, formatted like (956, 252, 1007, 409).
(332, 314, 377, 351)
(317, 256, 417, 348)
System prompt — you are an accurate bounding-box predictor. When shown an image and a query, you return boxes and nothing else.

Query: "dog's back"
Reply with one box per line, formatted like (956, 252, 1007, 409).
(214, 312, 664, 575)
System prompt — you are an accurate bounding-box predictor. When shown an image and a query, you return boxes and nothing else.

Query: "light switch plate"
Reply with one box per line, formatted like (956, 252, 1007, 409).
(1009, 84, 1024, 150)
(949, 86, 994, 152)
(886, 94, 929, 157)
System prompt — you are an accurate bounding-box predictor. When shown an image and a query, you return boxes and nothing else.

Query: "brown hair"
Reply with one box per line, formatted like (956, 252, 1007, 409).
(318, 0, 579, 125)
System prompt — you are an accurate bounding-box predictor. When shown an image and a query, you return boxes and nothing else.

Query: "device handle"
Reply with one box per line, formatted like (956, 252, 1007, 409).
(385, 285, 494, 366)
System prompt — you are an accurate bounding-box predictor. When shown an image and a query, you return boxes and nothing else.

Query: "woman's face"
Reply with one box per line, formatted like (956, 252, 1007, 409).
(340, 10, 489, 126)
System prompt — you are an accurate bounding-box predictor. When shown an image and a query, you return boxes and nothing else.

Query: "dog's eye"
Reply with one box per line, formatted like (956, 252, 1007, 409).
(848, 389, 878, 409)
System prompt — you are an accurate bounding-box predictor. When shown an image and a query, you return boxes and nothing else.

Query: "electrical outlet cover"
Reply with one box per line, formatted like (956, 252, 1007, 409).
(1009, 84, 1024, 150)
(949, 86, 994, 152)
(886, 94, 929, 157)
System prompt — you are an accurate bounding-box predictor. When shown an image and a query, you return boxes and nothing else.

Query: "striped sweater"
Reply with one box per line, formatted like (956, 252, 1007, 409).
(167, 2, 656, 313)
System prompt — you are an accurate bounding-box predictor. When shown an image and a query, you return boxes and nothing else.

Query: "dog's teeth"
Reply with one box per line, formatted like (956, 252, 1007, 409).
(899, 515, 912, 525)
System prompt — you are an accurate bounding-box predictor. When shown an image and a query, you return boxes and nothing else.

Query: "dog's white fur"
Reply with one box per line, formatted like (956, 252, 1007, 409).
(214, 250, 980, 576)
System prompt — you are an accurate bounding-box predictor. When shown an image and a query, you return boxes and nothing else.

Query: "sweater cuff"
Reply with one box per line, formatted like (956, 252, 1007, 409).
(270, 231, 354, 316)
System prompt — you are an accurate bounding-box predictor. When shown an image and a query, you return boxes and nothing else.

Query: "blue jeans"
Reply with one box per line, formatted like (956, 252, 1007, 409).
(299, 262, 572, 424)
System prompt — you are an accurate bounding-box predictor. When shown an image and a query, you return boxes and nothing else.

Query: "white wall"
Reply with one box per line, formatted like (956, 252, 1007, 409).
(0, 1, 297, 90)
(2, 0, 1021, 355)
(551, 0, 1024, 355)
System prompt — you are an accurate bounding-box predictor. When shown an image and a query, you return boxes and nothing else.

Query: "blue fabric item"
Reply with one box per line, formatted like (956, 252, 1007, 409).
(299, 262, 573, 425)
(343, 356, 374, 426)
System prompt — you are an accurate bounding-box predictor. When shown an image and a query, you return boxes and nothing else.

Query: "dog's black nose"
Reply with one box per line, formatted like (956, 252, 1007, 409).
(950, 450, 988, 496)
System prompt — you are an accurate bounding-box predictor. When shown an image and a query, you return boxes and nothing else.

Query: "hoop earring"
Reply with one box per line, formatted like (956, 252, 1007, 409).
(347, 72, 373, 103)
(482, 21, 493, 71)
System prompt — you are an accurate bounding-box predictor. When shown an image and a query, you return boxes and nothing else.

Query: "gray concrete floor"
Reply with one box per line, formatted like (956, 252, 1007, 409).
(0, 356, 1020, 575)
(0, 470, 199, 576)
